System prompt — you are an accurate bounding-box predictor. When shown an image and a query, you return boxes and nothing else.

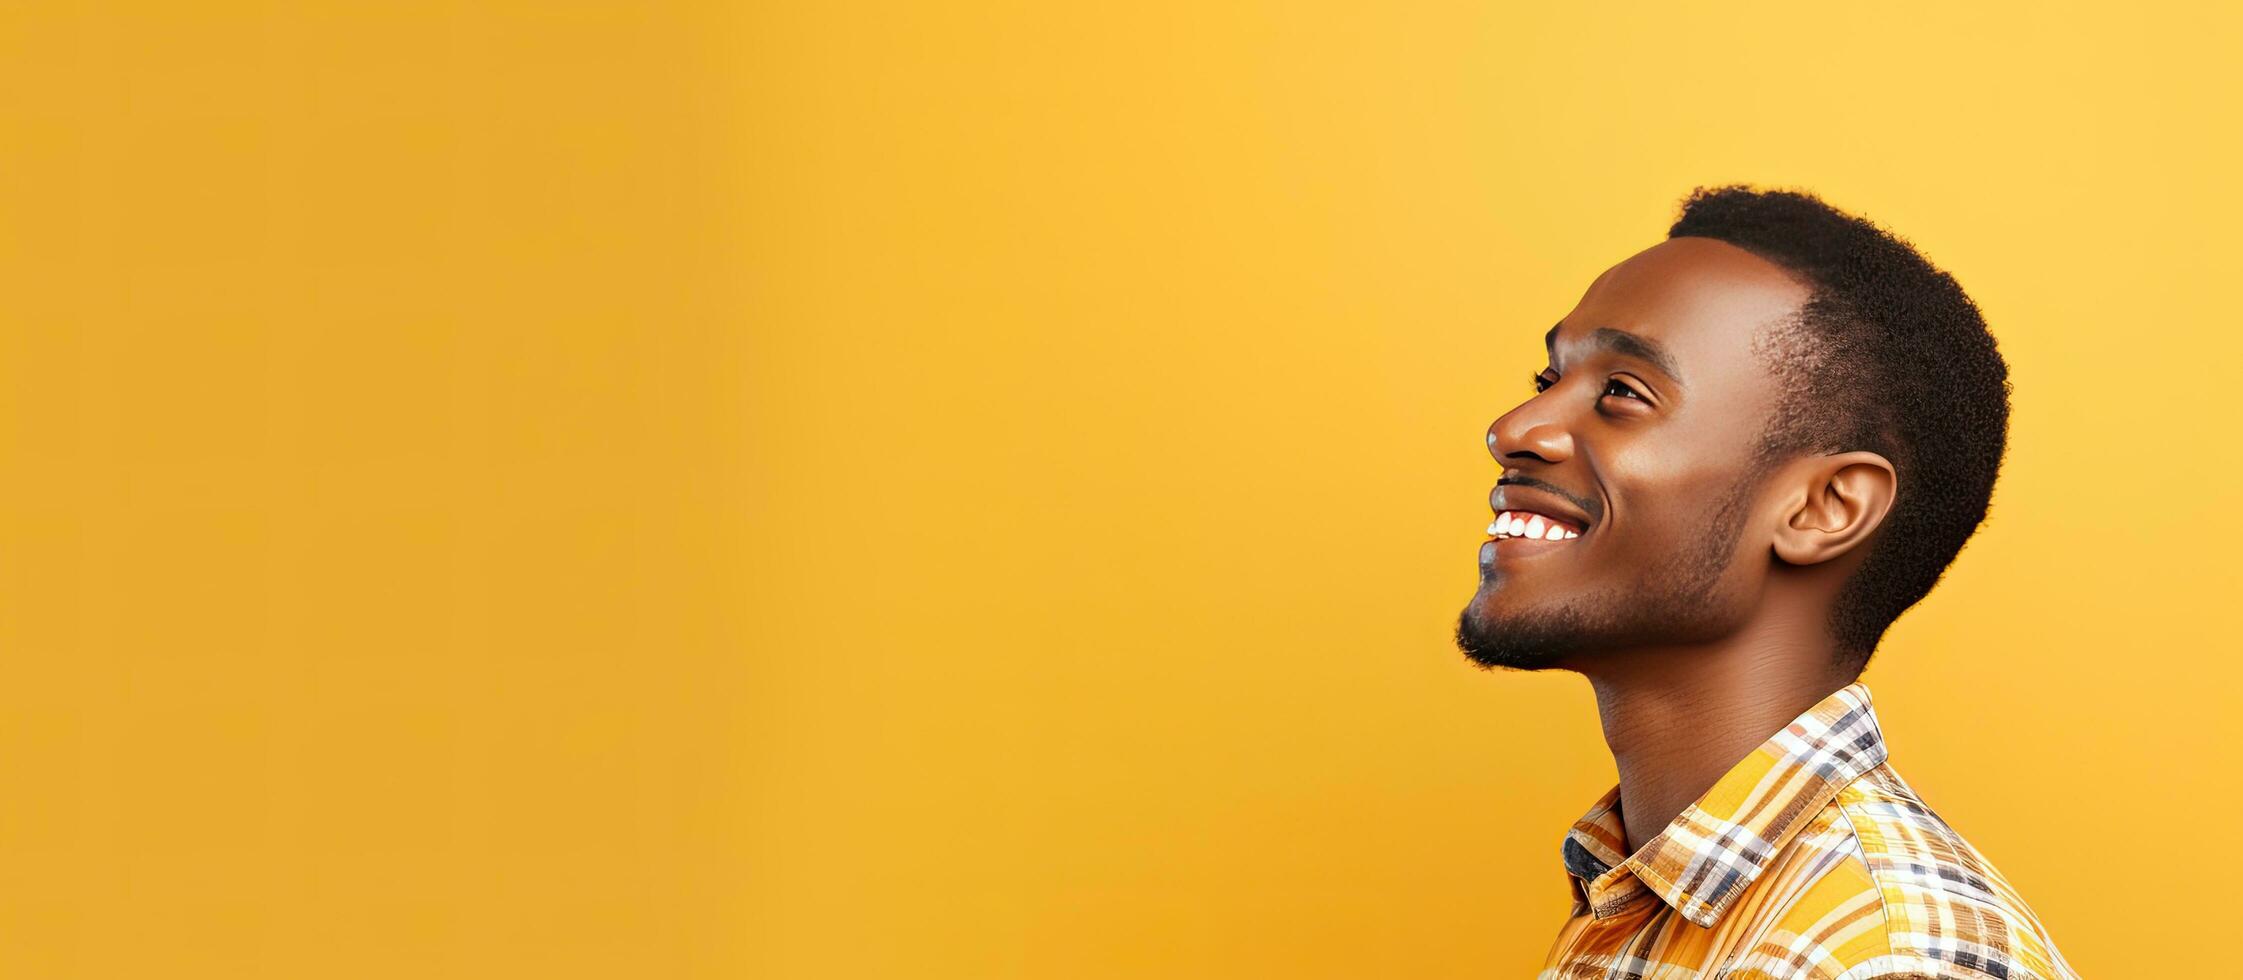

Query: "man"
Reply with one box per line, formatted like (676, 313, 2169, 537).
(1454, 186, 2080, 979)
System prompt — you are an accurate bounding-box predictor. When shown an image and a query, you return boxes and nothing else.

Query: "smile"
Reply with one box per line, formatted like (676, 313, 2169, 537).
(1484, 510, 1584, 542)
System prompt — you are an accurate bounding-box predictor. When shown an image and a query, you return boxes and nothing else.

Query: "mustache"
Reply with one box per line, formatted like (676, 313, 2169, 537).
(1496, 475, 1601, 523)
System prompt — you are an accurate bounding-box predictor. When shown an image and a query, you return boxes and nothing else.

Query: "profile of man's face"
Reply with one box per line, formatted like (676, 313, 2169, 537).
(1455, 237, 1814, 672)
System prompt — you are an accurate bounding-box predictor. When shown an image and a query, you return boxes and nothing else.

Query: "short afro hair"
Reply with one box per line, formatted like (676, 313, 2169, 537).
(1667, 185, 2011, 679)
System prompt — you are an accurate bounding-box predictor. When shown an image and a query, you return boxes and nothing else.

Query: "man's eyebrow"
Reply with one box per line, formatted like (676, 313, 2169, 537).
(1545, 321, 1684, 387)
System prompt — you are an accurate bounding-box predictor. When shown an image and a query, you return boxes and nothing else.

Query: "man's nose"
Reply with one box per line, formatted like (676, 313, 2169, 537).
(1487, 400, 1573, 465)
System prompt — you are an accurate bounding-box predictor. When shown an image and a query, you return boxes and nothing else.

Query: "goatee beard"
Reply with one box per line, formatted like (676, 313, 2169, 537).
(1453, 592, 1608, 672)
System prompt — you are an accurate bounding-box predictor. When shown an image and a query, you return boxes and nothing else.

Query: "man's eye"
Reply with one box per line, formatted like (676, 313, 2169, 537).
(1532, 373, 1644, 402)
(1603, 379, 1645, 401)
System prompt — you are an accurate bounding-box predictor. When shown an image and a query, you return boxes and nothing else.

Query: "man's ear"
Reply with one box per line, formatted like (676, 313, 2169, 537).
(1771, 451, 1897, 567)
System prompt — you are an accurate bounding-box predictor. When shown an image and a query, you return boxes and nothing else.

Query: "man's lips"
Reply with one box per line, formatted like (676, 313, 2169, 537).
(1481, 480, 1597, 570)
(1479, 503, 1592, 570)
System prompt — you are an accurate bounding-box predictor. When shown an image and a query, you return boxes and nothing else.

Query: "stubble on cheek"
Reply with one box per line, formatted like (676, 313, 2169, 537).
(1625, 473, 1760, 638)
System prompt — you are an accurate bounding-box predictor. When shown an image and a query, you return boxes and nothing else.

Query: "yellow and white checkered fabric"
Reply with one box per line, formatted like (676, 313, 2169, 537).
(1541, 682, 2079, 979)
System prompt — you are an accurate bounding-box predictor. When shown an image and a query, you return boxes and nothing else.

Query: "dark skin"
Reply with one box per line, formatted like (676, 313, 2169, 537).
(1454, 236, 1899, 855)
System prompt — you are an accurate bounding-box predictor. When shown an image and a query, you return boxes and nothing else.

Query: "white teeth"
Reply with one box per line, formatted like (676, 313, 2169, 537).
(1489, 509, 1586, 541)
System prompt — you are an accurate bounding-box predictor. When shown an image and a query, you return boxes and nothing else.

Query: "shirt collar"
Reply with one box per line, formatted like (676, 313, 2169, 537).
(1556, 681, 1889, 929)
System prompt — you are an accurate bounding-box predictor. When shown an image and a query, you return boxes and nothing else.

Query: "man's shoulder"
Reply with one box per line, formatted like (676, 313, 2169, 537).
(1805, 762, 2079, 980)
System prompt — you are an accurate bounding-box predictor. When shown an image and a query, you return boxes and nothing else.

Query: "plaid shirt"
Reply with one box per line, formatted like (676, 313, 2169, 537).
(1541, 682, 2080, 979)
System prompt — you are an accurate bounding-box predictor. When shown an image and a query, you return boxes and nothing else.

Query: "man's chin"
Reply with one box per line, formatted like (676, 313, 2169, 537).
(1452, 600, 1587, 672)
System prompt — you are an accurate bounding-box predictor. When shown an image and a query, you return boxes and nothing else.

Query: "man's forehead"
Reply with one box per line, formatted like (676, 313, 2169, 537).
(1551, 237, 1812, 378)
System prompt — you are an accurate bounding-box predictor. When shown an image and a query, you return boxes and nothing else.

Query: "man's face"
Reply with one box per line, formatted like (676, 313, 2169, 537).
(1455, 236, 1812, 672)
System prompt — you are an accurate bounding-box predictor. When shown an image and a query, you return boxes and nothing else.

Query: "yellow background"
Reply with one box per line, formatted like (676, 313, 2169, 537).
(0, 2, 2232, 977)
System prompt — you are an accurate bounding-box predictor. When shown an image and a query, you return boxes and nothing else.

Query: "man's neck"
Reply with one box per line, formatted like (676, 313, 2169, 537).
(1580, 634, 1854, 856)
